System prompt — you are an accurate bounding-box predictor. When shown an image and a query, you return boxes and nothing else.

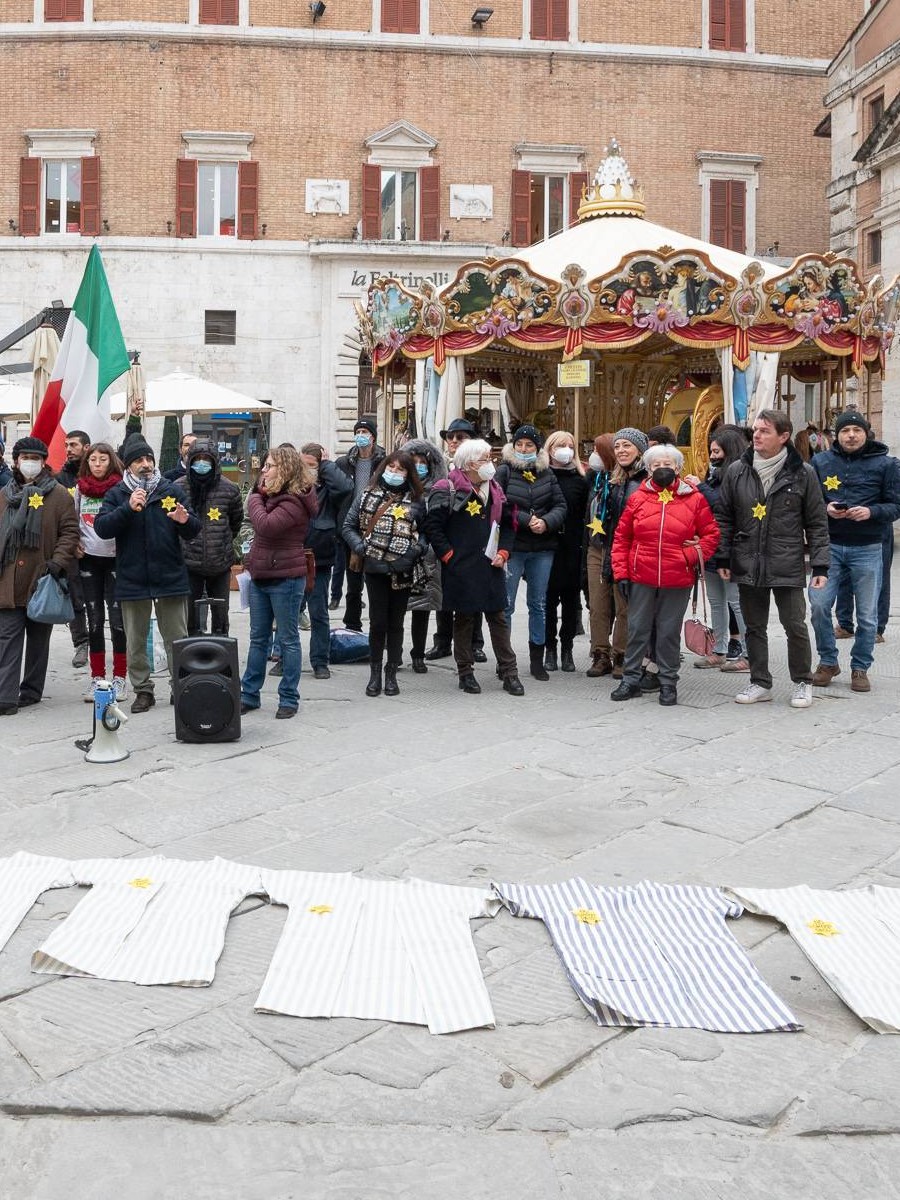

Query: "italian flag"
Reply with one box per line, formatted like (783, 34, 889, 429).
(32, 245, 130, 469)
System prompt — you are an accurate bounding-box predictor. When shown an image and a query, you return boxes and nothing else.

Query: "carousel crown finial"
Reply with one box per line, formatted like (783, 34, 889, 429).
(577, 138, 646, 222)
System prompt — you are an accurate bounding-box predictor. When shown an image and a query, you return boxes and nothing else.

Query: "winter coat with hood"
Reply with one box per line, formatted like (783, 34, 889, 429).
(173, 443, 244, 576)
(404, 439, 447, 612)
(305, 458, 354, 568)
(245, 483, 317, 583)
(0, 467, 79, 609)
(810, 437, 900, 547)
(494, 444, 567, 554)
(715, 443, 830, 588)
(549, 463, 589, 585)
(611, 476, 720, 589)
(94, 476, 201, 600)
(335, 442, 387, 528)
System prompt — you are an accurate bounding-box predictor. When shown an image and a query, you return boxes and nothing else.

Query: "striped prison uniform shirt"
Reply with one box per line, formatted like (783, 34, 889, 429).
(493, 878, 801, 1033)
(0, 851, 75, 953)
(31, 856, 265, 986)
(729, 884, 900, 1034)
(255, 871, 501, 1035)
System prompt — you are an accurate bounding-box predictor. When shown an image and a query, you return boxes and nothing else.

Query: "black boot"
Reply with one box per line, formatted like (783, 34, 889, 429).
(610, 680, 642, 701)
(411, 656, 428, 674)
(529, 642, 550, 681)
(639, 669, 660, 693)
(560, 642, 575, 672)
(424, 640, 452, 661)
(384, 663, 400, 696)
(544, 644, 559, 672)
(365, 661, 383, 697)
(659, 685, 678, 706)
(503, 673, 525, 696)
(458, 673, 481, 694)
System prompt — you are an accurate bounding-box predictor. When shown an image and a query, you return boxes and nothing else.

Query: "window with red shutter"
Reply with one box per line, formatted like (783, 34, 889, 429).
(362, 164, 381, 240)
(382, 0, 419, 33)
(45, 0, 83, 19)
(199, 0, 238, 24)
(237, 161, 258, 240)
(80, 156, 101, 237)
(531, 0, 567, 40)
(419, 166, 440, 241)
(511, 170, 532, 247)
(708, 179, 746, 252)
(709, 0, 745, 51)
(176, 159, 198, 238)
(19, 158, 41, 238)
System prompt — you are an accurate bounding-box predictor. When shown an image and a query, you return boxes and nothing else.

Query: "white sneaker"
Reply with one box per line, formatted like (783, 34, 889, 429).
(299, 609, 311, 631)
(113, 676, 128, 701)
(83, 677, 104, 703)
(734, 682, 772, 705)
(790, 682, 813, 709)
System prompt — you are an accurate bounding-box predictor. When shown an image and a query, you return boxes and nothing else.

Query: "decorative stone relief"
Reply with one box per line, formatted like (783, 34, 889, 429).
(305, 179, 350, 216)
(449, 185, 493, 220)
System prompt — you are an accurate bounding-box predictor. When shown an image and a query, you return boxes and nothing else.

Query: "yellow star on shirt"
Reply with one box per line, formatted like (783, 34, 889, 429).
(389, 504, 407, 520)
(657, 488, 674, 505)
(587, 516, 606, 536)
(128, 877, 153, 889)
(160, 495, 177, 512)
(807, 918, 840, 937)
(466, 499, 483, 516)
(207, 506, 222, 521)
(67, 487, 76, 497)
(823, 475, 841, 492)
(522, 470, 536, 483)
(27, 493, 44, 510)
(751, 502, 767, 521)
(572, 908, 602, 925)
(308, 904, 333, 915)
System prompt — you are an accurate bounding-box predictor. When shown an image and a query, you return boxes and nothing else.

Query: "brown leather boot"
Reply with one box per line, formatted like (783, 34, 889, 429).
(611, 653, 625, 680)
(586, 653, 612, 677)
(811, 663, 841, 686)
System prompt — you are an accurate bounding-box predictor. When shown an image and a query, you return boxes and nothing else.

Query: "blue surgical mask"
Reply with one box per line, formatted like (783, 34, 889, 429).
(415, 463, 429, 479)
(383, 470, 406, 488)
(191, 460, 213, 476)
(515, 451, 537, 466)
(355, 433, 372, 449)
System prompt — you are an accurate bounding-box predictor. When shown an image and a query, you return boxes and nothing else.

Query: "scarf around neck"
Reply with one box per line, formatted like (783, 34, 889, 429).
(753, 447, 787, 497)
(0, 472, 58, 570)
(77, 473, 122, 499)
(123, 467, 162, 497)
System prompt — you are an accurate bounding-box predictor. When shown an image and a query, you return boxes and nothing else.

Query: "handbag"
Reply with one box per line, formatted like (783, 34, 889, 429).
(683, 560, 716, 657)
(304, 548, 316, 594)
(391, 557, 427, 592)
(26, 571, 75, 625)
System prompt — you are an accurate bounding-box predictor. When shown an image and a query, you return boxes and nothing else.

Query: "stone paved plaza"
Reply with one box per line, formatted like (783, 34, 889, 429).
(1, 569, 899, 1199)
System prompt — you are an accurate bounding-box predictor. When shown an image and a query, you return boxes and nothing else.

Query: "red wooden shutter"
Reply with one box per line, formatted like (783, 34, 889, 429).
(176, 159, 198, 238)
(19, 158, 41, 238)
(419, 166, 440, 241)
(709, 0, 727, 48)
(44, 0, 66, 18)
(80, 156, 101, 236)
(727, 0, 746, 50)
(398, 0, 419, 33)
(710, 0, 744, 49)
(569, 172, 587, 226)
(362, 164, 381, 239)
(728, 180, 746, 252)
(381, 0, 400, 32)
(237, 161, 258, 240)
(219, 0, 239, 23)
(511, 170, 531, 246)
(549, 0, 568, 40)
(709, 179, 728, 246)
(199, 0, 217, 21)
(531, 0, 548, 38)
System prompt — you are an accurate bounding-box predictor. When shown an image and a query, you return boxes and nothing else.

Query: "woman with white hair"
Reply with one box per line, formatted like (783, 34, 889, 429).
(609, 444, 720, 706)
(425, 439, 525, 695)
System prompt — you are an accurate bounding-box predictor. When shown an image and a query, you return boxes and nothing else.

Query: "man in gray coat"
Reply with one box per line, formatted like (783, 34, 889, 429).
(715, 409, 830, 709)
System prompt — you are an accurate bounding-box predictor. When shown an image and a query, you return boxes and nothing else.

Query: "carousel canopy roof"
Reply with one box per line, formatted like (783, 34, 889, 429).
(359, 142, 899, 377)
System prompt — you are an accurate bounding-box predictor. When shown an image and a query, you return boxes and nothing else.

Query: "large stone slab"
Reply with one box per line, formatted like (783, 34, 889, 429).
(532, 821, 735, 885)
(665, 777, 826, 842)
(784, 1037, 900, 1133)
(829, 762, 900, 824)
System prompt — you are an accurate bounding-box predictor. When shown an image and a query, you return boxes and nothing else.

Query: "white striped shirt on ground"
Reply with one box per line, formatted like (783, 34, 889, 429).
(31, 856, 265, 986)
(492, 878, 801, 1034)
(255, 871, 501, 1035)
(0, 851, 76, 952)
(728, 884, 900, 1034)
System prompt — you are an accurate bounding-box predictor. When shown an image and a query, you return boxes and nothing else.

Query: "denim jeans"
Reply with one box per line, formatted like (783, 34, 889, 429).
(307, 565, 332, 668)
(705, 567, 746, 656)
(241, 576, 304, 711)
(836, 527, 893, 634)
(505, 550, 554, 645)
(810, 542, 883, 671)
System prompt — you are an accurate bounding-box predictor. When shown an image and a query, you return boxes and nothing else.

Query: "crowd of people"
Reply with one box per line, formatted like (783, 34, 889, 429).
(0, 403, 896, 720)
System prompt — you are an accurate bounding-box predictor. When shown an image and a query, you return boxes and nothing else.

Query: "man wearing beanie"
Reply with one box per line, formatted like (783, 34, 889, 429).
(335, 419, 385, 631)
(807, 411, 900, 693)
(94, 438, 200, 712)
(0, 437, 79, 714)
(716, 409, 829, 709)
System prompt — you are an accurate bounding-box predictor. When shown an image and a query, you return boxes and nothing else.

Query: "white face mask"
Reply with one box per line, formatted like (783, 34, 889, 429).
(18, 459, 42, 480)
(553, 447, 575, 465)
(477, 461, 496, 481)
(588, 452, 604, 472)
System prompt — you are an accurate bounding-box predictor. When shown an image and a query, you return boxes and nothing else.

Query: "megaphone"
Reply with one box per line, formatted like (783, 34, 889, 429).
(81, 680, 130, 763)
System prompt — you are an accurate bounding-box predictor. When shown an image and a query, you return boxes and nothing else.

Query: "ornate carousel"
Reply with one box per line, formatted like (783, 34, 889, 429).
(356, 142, 900, 475)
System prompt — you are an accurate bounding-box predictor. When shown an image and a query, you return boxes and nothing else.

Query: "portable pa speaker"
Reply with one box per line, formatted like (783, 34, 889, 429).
(172, 636, 241, 743)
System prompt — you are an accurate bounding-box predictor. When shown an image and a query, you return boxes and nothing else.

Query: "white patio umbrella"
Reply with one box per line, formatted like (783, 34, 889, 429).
(125, 360, 146, 421)
(31, 324, 60, 426)
(108, 370, 280, 417)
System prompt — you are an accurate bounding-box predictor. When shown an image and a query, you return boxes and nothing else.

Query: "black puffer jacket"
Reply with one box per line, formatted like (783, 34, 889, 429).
(550, 466, 589, 584)
(173, 444, 244, 575)
(494, 445, 567, 553)
(306, 459, 354, 567)
(716, 444, 830, 588)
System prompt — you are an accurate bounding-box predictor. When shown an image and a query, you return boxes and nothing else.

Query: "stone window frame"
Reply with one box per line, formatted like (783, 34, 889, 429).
(697, 150, 762, 254)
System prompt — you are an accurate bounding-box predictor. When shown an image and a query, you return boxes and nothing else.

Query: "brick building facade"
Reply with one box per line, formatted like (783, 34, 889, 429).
(0, 1, 857, 455)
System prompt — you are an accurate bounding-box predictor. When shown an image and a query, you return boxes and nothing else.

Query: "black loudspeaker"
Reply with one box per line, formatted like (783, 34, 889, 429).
(172, 637, 241, 743)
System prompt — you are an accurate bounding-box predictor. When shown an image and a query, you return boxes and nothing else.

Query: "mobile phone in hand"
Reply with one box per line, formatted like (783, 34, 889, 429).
(832, 502, 848, 511)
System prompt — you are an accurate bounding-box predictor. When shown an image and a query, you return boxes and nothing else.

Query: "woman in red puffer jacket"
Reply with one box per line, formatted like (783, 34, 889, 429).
(610, 444, 719, 706)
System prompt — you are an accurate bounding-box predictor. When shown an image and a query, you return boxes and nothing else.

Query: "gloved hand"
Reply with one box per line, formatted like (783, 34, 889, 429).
(45, 561, 65, 581)
(617, 580, 630, 603)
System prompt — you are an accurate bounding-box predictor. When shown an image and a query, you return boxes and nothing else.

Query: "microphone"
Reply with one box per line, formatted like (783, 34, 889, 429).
(134, 471, 152, 512)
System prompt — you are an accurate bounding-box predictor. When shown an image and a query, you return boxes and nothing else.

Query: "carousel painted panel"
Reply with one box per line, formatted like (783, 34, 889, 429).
(764, 257, 865, 338)
(593, 252, 733, 333)
(367, 278, 422, 348)
(442, 259, 558, 337)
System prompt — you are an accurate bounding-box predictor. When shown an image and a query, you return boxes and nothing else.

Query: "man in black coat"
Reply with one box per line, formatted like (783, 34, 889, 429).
(335, 419, 385, 632)
(716, 409, 829, 710)
(95, 438, 200, 713)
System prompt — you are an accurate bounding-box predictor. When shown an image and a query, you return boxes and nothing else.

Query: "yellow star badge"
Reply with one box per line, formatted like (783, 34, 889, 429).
(160, 495, 177, 512)
(752, 502, 767, 521)
(522, 470, 536, 483)
(572, 908, 601, 925)
(587, 517, 605, 536)
(128, 877, 153, 889)
(207, 506, 221, 521)
(308, 904, 333, 915)
(807, 918, 840, 937)
(465, 499, 483, 516)
(27, 493, 44, 510)
(389, 504, 407, 520)
(67, 487, 76, 497)
(657, 488, 674, 505)
(824, 475, 840, 492)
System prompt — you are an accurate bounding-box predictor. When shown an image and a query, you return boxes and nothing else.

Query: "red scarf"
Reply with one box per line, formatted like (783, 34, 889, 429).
(77, 473, 122, 498)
